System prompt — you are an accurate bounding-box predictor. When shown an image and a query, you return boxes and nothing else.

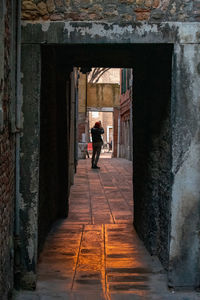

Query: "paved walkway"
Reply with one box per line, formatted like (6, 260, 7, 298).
(14, 158, 200, 300)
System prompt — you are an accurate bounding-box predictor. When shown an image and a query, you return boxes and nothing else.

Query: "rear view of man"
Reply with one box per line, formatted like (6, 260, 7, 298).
(91, 121, 104, 169)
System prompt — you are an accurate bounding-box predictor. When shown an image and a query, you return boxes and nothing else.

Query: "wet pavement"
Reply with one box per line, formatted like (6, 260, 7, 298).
(14, 158, 200, 299)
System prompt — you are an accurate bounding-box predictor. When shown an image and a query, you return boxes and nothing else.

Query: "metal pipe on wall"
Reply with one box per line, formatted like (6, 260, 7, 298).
(74, 68, 79, 171)
(117, 114, 120, 157)
(14, 0, 22, 287)
(85, 73, 89, 143)
(0, 0, 5, 133)
(15, 0, 21, 238)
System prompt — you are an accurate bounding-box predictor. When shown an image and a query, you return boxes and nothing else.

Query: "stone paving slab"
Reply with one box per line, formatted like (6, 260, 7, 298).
(14, 158, 200, 300)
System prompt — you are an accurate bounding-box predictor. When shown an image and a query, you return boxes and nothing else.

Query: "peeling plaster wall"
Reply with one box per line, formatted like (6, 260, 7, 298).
(20, 44, 41, 289)
(21, 21, 200, 45)
(169, 44, 200, 287)
(133, 45, 172, 269)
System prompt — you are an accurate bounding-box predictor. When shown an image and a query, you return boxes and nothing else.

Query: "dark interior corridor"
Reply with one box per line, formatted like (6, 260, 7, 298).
(39, 43, 173, 266)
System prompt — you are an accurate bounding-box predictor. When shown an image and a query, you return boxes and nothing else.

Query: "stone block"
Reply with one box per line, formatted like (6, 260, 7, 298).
(121, 14, 133, 21)
(152, 0, 160, 8)
(21, 11, 38, 20)
(119, 0, 135, 3)
(37, 2, 48, 15)
(151, 10, 163, 20)
(46, 0, 55, 13)
(145, 0, 152, 8)
(134, 8, 150, 20)
(55, 0, 64, 6)
(64, 12, 81, 20)
(50, 13, 64, 20)
(136, 0, 144, 5)
(22, 1, 38, 11)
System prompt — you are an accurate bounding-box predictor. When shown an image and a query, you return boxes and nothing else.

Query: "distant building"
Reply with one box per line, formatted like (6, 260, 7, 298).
(119, 69, 133, 161)
(77, 68, 120, 158)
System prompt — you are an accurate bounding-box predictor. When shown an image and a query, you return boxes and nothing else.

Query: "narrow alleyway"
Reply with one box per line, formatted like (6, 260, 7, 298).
(15, 158, 200, 300)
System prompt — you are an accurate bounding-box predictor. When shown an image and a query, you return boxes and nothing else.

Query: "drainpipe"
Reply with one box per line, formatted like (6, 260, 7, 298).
(14, 0, 21, 288)
(74, 69, 79, 171)
(130, 70, 133, 161)
(85, 73, 89, 142)
(0, 1, 5, 133)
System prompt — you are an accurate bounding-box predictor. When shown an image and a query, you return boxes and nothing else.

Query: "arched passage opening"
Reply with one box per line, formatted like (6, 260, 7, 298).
(38, 43, 172, 271)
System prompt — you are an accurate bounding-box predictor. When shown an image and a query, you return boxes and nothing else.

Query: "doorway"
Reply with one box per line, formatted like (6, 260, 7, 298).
(39, 43, 173, 265)
(19, 43, 174, 289)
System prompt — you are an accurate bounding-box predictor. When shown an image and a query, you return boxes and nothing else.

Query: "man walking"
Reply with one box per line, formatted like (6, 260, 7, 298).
(91, 121, 104, 169)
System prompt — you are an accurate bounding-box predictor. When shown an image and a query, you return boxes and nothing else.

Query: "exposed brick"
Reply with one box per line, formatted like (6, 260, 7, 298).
(145, 0, 153, 8)
(46, 0, 55, 13)
(37, 2, 48, 16)
(50, 13, 64, 20)
(152, 0, 160, 8)
(135, 8, 151, 20)
(21, 0, 197, 22)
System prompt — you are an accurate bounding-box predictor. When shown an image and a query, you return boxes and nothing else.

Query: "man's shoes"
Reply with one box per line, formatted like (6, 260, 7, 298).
(91, 164, 100, 169)
(91, 162, 100, 169)
(93, 165, 100, 169)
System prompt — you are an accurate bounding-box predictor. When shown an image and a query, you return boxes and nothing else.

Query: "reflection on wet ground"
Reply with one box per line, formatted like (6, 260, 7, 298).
(14, 158, 200, 300)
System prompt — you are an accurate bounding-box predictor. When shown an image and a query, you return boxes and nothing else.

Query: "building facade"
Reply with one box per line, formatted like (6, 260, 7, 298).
(77, 69, 120, 158)
(119, 68, 133, 161)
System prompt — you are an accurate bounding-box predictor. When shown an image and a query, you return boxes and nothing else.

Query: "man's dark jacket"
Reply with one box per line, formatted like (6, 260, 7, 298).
(91, 127, 104, 143)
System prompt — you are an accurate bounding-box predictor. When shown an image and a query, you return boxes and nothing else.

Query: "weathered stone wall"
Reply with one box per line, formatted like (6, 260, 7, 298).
(0, 0, 17, 298)
(21, 0, 195, 22)
(20, 44, 41, 289)
(133, 45, 172, 268)
(169, 44, 200, 287)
